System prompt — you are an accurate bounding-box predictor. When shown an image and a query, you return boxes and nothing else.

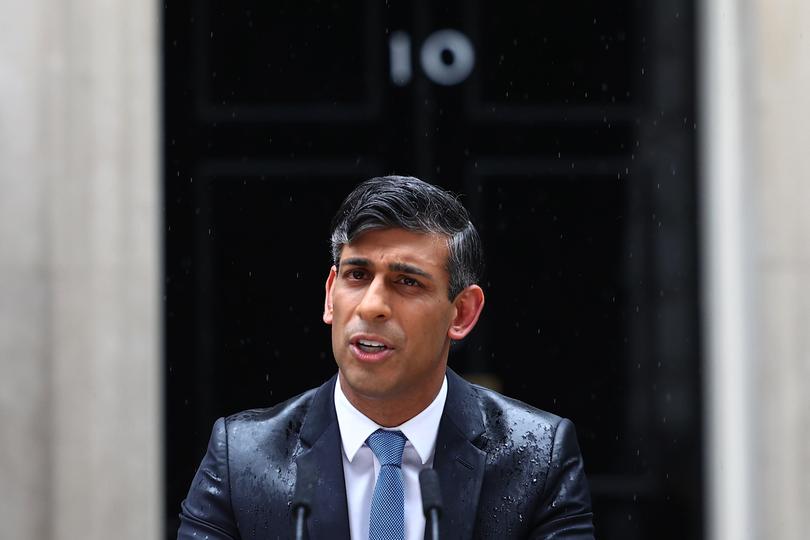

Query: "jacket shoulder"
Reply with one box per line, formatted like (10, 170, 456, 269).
(466, 382, 594, 538)
(222, 387, 318, 451)
(224, 387, 318, 426)
(178, 388, 321, 539)
(471, 383, 566, 443)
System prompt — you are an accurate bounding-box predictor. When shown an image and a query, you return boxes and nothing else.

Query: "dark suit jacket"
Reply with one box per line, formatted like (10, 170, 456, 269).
(178, 369, 594, 539)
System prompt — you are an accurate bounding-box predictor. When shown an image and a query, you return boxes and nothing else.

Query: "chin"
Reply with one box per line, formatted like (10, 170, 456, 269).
(341, 367, 396, 398)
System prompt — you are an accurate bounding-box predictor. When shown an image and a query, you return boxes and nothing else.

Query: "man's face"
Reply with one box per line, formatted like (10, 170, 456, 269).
(323, 228, 457, 411)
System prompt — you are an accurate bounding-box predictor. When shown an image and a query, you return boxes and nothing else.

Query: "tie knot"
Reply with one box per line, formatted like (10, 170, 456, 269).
(367, 429, 407, 467)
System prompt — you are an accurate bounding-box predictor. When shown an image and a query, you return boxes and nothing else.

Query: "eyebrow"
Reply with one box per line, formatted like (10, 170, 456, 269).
(340, 257, 434, 280)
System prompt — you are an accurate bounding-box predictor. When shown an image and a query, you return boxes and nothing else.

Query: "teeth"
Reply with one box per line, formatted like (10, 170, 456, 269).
(358, 340, 385, 348)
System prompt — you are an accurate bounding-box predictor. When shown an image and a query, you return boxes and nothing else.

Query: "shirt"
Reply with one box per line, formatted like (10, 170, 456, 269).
(334, 375, 448, 540)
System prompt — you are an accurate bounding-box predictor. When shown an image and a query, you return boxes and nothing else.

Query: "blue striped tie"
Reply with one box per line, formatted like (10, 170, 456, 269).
(367, 429, 407, 540)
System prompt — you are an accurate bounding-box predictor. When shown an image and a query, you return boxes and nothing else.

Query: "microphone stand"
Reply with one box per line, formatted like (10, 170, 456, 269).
(428, 506, 440, 540)
(419, 468, 444, 540)
(292, 464, 317, 540)
(294, 505, 308, 540)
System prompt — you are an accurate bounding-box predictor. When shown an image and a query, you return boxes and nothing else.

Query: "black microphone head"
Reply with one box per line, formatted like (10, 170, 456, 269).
(419, 468, 443, 518)
(292, 462, 318, 514)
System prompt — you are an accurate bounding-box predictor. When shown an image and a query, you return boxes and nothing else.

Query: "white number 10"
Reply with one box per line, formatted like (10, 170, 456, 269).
(389, 29, 476, 87)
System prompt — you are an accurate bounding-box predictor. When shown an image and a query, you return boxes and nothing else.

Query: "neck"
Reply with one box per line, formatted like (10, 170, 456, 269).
(338, 371, 445, 427)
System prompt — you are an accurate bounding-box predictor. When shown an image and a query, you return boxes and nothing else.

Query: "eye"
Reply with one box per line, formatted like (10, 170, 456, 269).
(397, 276, 422, 288)
(345, 268, 367, 281)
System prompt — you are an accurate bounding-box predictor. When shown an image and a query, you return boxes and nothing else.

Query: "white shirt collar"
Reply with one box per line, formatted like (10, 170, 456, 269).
(334, 373, 448, 465)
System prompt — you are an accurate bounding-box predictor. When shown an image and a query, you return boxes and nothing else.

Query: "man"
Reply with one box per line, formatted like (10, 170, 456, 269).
(178, 176, 594, 539)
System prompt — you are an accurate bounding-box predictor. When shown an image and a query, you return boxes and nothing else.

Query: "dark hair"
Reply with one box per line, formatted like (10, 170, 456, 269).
(330, 175, 484, 300)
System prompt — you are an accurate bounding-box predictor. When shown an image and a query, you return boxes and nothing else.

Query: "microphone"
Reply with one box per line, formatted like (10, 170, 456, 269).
(292, 463, 317, 540)
(419, 468, 443, 540)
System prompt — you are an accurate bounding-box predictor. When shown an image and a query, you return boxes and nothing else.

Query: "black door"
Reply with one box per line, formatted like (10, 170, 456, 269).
(164, 1, 702, 538)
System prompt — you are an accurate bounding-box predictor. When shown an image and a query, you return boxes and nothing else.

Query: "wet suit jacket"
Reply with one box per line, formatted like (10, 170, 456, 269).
(178, 368, 595, 539)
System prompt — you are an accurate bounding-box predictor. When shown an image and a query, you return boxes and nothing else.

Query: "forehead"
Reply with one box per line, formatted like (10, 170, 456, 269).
(339, 228, 449, 268)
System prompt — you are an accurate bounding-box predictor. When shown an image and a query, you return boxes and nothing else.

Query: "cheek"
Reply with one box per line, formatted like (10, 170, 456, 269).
(330, 292, 349, 317)
(417, 307, 453, 339)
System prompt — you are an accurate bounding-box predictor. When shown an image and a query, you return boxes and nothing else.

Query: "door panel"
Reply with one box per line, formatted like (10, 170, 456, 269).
(164, 1, 702, 537)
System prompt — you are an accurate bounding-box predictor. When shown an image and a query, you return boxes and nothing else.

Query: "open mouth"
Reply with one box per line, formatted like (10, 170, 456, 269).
(356, 339, 389, 353)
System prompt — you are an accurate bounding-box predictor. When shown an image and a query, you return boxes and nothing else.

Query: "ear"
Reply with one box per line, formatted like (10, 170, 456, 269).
(323, 265, 337, 324)
(448, 284, 485, 340)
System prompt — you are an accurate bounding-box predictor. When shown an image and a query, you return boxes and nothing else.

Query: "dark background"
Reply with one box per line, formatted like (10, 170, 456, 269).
(164, 1, 703, 538)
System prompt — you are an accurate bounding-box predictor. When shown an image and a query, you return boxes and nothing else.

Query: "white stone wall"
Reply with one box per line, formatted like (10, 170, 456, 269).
(702, 0, 810, 539)
(0, 4, 52, 536)
(0, 0, 161, 539)
(753, 0, 810, 538)
(1, 0, 807, 538)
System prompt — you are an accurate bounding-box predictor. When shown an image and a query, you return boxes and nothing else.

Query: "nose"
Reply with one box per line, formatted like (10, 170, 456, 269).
(356, 276, 392, 321)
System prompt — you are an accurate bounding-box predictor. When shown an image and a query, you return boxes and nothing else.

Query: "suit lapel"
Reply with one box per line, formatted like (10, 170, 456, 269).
(294, 370, 486, 540)
(295, 375, 351, 540)
(431, 369, 487, 540)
